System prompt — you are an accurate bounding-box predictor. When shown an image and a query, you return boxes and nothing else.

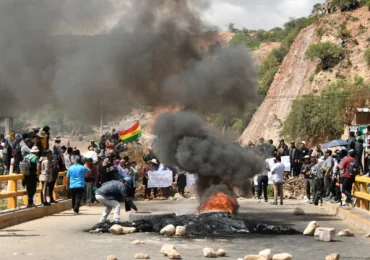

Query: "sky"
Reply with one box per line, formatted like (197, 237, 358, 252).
(203, 0, 326, 30)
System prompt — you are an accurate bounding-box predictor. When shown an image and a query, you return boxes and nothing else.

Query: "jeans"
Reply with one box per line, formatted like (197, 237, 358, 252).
(48, 179, 57, 202)
(257, 175, 268, 201)
(70, 187, 84, 213)
(24, 175, 37, 205)
(312, 178, 324, 205)
(342, 177, 355, 203)
(324, 175, 331, 197)
(305, 179, 312, 200)
(96, 194, 121, 222)
(273, 182, 283, 204)
(85, 181, 93, 203)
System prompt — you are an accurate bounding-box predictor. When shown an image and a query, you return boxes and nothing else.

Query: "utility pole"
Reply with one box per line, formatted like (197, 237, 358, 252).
(100, 101, 103, 135)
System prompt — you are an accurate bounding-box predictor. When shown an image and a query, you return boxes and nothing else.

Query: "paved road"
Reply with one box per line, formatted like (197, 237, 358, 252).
(0, 199, 369, 260)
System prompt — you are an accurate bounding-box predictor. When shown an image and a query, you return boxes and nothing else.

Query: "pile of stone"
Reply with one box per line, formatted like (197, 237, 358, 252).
(160, 224, 186, 237)
(283, 177, 306, 199)
(203, 248, 227, 258)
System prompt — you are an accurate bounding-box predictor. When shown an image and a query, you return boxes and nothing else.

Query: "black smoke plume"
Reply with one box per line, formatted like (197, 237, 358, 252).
(0, 0, 256, 120)
(153, 112, 265, 195)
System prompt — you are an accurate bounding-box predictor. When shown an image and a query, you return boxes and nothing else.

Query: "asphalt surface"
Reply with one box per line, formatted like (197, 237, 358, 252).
(0, 199, 370, 260)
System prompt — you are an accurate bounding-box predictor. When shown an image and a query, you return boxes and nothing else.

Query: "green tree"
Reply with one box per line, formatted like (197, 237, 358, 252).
(364, 48, 370, 66)
(332, 0, 356, 9)
(365, 0, 370, 11)
(312, 3, 322, 14)
(305, 42, 342, 70)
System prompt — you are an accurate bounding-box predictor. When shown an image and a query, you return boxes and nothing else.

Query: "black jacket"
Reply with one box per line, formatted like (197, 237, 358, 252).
(96, 180, 137, 211)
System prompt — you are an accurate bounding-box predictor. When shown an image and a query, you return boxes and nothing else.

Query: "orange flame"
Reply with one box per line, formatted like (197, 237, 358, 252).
(198, 192, 238, 215)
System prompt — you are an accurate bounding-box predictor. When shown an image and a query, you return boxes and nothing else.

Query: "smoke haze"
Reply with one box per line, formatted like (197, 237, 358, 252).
(0, 0, 256, 120)
(153, 112, 265, 192)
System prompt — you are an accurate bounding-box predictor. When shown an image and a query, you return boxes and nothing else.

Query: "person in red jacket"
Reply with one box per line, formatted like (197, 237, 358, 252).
(338, 149, 358, 207)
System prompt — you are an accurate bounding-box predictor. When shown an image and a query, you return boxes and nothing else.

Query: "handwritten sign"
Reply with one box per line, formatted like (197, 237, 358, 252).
(281, 156, 291, 172)
(148, 170, 173, 188)
(186, 174, 197, 187)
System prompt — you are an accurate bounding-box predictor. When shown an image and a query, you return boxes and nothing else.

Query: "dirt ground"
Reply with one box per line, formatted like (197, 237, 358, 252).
(0, 199, 370, 260)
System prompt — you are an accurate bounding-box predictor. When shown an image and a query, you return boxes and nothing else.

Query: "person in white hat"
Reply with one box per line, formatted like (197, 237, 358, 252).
(23, 146, 41, 208)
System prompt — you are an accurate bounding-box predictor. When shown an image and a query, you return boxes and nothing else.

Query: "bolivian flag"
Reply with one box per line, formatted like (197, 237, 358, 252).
(118, 121, 142, 143)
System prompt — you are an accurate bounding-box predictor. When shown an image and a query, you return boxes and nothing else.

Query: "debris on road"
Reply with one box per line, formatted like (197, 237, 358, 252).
(175, 226, 186, 236)
(283, 177, 305, 199)
(203, 248, 217, 258)
(272, 253, 293, 260)
(259, 249, 272, 260)
(338, 229, 354, 237)
(244, 255, 267, 260)
(216, 249, 227, 257)
(107, 255, 118, 260)
(134, 253, 150, 259)
(122, 227, 136, 234)
(160, 224, 176, 236)
(314, 227, 336, 242)
(109, 224, 124, 235)
(325, 253, 340, 260)
(131, 240, 145, 245)
(365, 233, 370, 238)
(303, 221, 320, 236)
(293, 208, 305, 216)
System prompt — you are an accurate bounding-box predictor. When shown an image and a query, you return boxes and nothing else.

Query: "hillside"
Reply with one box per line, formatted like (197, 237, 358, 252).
(240, 7, 370, 144)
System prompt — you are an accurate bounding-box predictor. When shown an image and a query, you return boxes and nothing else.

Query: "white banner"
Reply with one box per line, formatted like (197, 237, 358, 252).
(148, 170, 173, 188)
(186, 173, 197, 187)
(281, 156, 291, 172)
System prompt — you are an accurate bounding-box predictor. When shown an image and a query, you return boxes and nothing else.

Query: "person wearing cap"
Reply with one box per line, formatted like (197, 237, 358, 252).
(117, 160, 127, 179)
(301, 155, 313, 203)
(38, 130, 48, 155)
(23, 146, 41, 208)
(289, 141, 300, 177)
(337, 149, 358, 207)
(310, 157, 324, 206)
(39, 150, 53, 206)
(311, 145, 324, 159)
(95, 178, 139, 223)
(270, 157, 285, 205)
(66, 160, 91, 214)
(321, 150, 334, 199)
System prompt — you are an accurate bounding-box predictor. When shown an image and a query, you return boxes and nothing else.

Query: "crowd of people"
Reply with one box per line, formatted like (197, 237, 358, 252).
(247, 126, 370, 208)
(0, 126, 187, 219)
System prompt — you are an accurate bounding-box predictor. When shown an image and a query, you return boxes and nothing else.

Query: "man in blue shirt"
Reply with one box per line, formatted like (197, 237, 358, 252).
(66, 161, 90, 215)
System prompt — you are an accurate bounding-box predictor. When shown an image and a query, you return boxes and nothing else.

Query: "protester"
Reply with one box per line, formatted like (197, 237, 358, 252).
(257, 164, 269, 202)
(338, 149, 358, 207)
(38, 130, 48, 155)
(355, 137, 364, 173)
(23, 146, 40, 208)
(142, 158, 151, 199)
(117, 160, 127, 179)
(311, 145, 324, 159)
(266, 139, 277, 158)
(66, 160, 91, 215)
(270, 157, 285, 205)
(256, 138, 268, 158)
(321, 150, 334, 199)
(105, 135, 115, 156)
(100, 157, 117, 184)
(289, 141, 300, 177)
(134, 139, 142, 149)
(176, 167, 187, 196)
(90, 140, 100, 155)
(99, 135, 107, 157)
(95, 178, 139, 223)
(84, 158, 97, 206)
(329, 150, 342, 203)
(22, 138, 31, 156)
(53, 136, 65, 171)
(300, 155, 312, 203)
(347, 132, 356, 151)
(131, 161, 139, 198)
(39, 150, 53, 206)
(277, 139, 289, 157)
(13, 134, 23, 173)
(310, 157, 324, 206)
(64, 147, 74, 169)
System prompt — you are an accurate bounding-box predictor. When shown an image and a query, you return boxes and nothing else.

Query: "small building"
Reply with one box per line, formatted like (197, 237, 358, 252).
(356, 108, 370, 126)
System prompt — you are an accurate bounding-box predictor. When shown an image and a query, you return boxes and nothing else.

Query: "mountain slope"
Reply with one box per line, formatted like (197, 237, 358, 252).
(240, 24, 319, 144)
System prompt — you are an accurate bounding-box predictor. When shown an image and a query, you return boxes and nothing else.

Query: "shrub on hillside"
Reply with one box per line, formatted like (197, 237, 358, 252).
(316, 27, 325, 38)
(305, 42, 342, 70)
(332, 0, 358, 9)
(337, 27, 352, 38)
(260, 66, 279, 94)
(365, 48, 370, 66)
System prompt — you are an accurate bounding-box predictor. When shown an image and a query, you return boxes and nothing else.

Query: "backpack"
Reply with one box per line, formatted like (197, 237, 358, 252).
(348, 158, 360, 177)
(19, 154, 36, 176)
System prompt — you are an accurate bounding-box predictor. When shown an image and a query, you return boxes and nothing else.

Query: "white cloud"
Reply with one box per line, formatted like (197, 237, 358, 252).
(202, 0, 326, 30)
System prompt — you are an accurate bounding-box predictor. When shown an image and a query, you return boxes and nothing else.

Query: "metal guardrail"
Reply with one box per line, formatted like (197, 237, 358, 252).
(0, 172, 67, 209)
(353, 176, 370, 211)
